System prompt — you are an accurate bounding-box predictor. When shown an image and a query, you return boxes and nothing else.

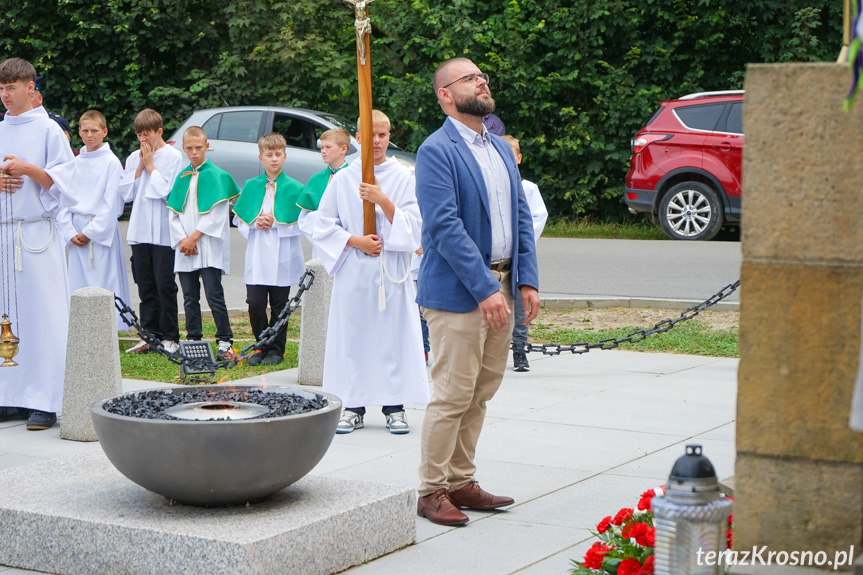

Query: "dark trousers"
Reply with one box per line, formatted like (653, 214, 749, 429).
(246, 284, 291, 356)
(346, 405, 404, 416)
(178, 267, 233, 342)
(130, 243, 179, 341)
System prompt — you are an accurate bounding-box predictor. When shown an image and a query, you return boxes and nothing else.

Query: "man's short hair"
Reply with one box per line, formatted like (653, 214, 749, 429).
(433, 57, 473, 93)
(320, 128, 351, 148)
(501, 135, 520, 156)
(258, 132, 287, 153)
(134, 109, 163, 134)
(356, 109, 390, 135)
(0, 58, 37, 85)
(79, 110, 107, 129)
(183, 126, 207, 142)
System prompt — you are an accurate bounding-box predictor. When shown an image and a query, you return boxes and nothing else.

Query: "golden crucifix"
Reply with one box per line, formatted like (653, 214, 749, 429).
(345, 0, 377, 235)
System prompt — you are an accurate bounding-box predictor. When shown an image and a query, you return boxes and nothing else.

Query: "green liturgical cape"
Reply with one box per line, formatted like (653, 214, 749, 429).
(233, 171, 305, 225)
(295, 163, 348, 212)
(166, 160, 240, 214)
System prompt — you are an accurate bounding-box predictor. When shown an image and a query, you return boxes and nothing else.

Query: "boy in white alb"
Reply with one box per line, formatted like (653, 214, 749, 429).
(167, 126, 240, 359)
(502, 135, 547, 372)
(119, 108, 183, 354)
(233, 133, 306, 365)
(313, 110, 429, 434)
(0, 57, 75, 431)
(55, 110, 130, 330)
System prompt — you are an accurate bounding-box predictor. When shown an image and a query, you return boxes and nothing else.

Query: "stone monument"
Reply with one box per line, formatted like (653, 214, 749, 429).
(298, 258, 333, 386)
(60, 287, 122, 442)
(736, 62, 863, 569)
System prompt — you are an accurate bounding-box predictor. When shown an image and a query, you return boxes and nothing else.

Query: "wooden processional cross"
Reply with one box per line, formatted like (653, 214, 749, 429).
(346, 0, 377, 235)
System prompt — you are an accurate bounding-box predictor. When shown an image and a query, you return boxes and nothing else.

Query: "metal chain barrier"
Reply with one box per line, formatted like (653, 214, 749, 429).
(115, 270, 315, 376)
(513, 279, 740, 356)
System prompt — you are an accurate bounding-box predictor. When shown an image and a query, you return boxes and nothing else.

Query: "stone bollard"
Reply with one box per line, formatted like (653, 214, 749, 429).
(298, 259, 333, 386)
(60, 287, 122, 442)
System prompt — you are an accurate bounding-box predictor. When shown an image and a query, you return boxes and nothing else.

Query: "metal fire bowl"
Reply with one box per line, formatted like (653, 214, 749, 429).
(90, 385, 342, 506)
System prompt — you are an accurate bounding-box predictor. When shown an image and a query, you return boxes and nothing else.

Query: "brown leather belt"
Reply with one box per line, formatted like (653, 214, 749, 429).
(490, 259, 511, 272)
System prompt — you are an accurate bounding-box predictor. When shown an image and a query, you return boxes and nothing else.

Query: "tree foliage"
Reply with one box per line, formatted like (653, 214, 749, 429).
(0, 0, 841, 218)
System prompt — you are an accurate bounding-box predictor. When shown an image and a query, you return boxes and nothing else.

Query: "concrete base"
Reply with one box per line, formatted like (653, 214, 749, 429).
(0, 452, 415, 575)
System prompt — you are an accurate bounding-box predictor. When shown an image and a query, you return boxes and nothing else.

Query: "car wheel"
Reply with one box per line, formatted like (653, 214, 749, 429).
(658, 182, 724, 241)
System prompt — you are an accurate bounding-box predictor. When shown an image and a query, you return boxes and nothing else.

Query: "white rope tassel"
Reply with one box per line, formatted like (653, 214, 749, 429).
(88, 241, 94, 268)
(15, 219, 54, 272)
(379, 257, 386, 311)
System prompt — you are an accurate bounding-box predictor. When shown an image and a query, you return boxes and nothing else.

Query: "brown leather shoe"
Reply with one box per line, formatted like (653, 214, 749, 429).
(448, 481, 514, 510)
(417, 489, 469, 526)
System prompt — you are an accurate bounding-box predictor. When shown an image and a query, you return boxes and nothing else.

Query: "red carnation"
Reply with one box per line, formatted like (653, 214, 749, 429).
(638, 554, 655, 575)
(727, 513, 734, 527)
(622, 522, 654, 547)
(583, 542, 613, 570)
(727, 529, 733, 549)
(637, 489, 656, 511)
(618, 558, 642, 575)
(611, 507, 634, 525)
(596, 516, 612, 534)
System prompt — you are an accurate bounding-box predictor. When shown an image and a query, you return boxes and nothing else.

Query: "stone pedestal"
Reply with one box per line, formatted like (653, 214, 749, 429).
(737, 63, 863, 564)
(60, 287, 122, 442)
(298, 259, 333, 386)
(0, 452, 415, 575)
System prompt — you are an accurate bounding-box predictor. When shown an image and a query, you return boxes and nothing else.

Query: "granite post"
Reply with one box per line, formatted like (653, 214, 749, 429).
(60, 287, 122, 442)
(298, 258, 333, 386)
(736, 63, 863, 568)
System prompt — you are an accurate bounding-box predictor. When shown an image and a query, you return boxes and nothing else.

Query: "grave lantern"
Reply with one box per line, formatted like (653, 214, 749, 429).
(652, 444, 733, 575)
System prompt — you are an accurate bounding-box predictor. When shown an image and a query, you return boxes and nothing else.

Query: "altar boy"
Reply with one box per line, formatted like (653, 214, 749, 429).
(167, 126, 240, 359)
(312, 110, 429, 434)
(56, 110, 130, 330)
(233, 133, 306, 365)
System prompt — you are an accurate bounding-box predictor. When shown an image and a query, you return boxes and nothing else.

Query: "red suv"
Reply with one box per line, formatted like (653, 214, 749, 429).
(624, 91, 744, 240)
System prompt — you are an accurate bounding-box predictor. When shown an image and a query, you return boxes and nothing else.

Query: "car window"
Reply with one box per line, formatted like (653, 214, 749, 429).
(273, 114, 317, 150)
(201, 114, 221, 139)
(644, 106, 664, 127)
(211, 111, 263, 143)
(675, 103, 725, 131)
(725, 102, 743, 134)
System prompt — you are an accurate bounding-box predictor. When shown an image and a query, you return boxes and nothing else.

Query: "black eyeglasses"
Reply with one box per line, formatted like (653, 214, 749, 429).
(441, 72, 490, 90)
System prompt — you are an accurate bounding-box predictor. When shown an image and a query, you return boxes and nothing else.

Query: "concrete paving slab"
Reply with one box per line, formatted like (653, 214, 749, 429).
(0, 452, 415, 575)
(695, 421, 737, 442)
(0, 453, 47, 472)
(514, 535, 593, 575)
(516, 392, 735, 436)
(496, 473, 661, 530)
(607, 437, 736, 481)
(343, 516, 585, 575)
(478, 416, 683, 471)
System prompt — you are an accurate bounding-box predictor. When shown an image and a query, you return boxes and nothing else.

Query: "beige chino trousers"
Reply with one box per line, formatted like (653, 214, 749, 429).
(418, 270, 515, 496)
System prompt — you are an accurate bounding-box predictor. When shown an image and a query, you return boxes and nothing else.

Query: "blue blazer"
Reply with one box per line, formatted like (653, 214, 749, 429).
(415, 118, 539, 313)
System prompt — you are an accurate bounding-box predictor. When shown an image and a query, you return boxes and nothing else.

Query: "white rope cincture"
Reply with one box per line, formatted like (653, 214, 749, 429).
(378, 251, 411, 312)
(87, 215, 95, 269)
(15, 218, 54, 271)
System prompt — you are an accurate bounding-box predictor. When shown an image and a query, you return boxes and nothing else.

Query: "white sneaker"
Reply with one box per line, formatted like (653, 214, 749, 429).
(336, 411, 364, 434)
(125, 340, 150, 354)
(162, 340, 179, 354)
(216, 340, 236, 360)
(386, 411, 410, 434)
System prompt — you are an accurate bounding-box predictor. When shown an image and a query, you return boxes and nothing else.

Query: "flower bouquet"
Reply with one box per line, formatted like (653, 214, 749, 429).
(570, 487, 734, 575)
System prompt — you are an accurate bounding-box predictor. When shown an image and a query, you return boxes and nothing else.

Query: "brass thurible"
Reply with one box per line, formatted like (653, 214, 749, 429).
(0, 314, 20, 367)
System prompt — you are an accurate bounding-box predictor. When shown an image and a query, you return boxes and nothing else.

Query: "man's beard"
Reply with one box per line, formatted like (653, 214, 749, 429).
(454, 91, 495, 117)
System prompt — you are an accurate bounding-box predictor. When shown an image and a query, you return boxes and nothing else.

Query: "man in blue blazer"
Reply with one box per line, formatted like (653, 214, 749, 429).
(415, 57, 540, 526)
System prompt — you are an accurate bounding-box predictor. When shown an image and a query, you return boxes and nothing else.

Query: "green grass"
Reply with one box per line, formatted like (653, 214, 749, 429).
(119, 313, 301, 384)
(542, 217, 667, 240)
(530, 320, 738, 357)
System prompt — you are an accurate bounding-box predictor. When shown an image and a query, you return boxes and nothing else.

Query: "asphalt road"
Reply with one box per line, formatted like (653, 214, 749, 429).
(117, 222, 742, 313)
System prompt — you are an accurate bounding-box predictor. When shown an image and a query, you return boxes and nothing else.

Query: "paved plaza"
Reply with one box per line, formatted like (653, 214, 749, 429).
(0, 347, 738, 575)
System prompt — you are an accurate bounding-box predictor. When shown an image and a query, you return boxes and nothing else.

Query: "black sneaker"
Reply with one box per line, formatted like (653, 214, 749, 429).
(0, 406, 30, 422)
(247, 352, 264, 366)
(261, 352, 284, 366)
(26, 410, 57, 431)
(513, 351, 530, 372)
